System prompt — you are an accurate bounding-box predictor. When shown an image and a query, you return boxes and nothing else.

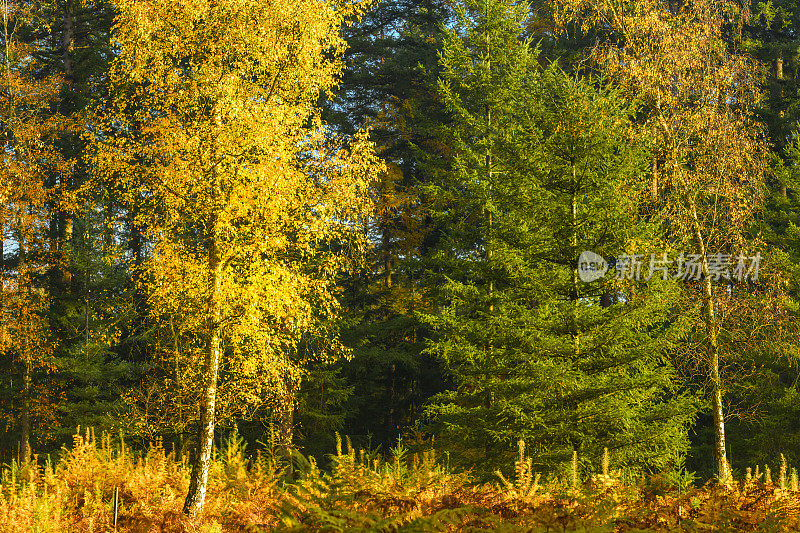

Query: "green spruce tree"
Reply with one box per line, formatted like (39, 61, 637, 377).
(420, 0, 696, 474)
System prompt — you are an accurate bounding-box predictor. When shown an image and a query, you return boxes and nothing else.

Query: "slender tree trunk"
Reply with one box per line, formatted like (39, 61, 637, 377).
(20, 333, 30, 464)
(183, 120, 223, 517)
(486, 105, 493, 313)
(129, 206, 147, 342)
(569, 176, 581, 458)
(659, 101, 730, 480)
(709, 332, 727, 478)
(58, 0, 74, 285)
(651, 156, 658, 201)
(382, 220, 392, 289)
(183, 213, 222, 516)
(690, 202, 729, 481)
(84, 271, 89, 352)
(487, 208, 493, 312)
(19, 235, 30, 464)
(1, 1, 7, 338)
(62, 0, 74, 82)
(483, 59, 494, 421)
(485, 35, 493, 311)
(182, 241, 221, 516)
(571, 166, 580, 356)
(0, 217, 3, 331)
(278, 374, 296, 476)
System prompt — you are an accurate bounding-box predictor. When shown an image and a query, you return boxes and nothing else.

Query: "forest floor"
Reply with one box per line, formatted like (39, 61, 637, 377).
(1, 430, 799, 532)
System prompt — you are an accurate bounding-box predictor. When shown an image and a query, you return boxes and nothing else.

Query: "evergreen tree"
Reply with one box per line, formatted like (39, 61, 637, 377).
(317, 0, 452, 453)
(420, 0, 696, 474)
(554, 0, 774, 481)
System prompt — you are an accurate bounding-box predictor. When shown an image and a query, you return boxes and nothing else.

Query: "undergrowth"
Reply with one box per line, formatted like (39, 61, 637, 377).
(3, 429, 800, 532)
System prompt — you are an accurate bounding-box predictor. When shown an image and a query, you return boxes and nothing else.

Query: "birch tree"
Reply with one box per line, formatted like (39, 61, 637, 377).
(92, 0, 381, 515)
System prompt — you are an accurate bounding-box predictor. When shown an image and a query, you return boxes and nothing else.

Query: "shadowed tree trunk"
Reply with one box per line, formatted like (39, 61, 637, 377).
(19, 234, 31, 464)
(58, 0, 75, 286)
(20, 334, 30, 464)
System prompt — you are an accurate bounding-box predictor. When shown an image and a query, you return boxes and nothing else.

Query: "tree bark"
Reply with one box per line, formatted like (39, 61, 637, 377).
(571, 166, 580, 356)
(62, 0, 74, 82)
(690, 202, 729, 481)
(382, 220, 392, 289)
(486, 104, 493, 314)
(19, 235, 30, 464)
(183, 215, 221, 516)
(182, 244, 221, 515)
(20, 333, 31, 464)
(278, 375, 296, 477)
(183, 119, 223, 517)
(129, 205, 147, 338)
(658, 98, 730, 481)
(651, 155, 658, 201)
(58, 0, 74, 285)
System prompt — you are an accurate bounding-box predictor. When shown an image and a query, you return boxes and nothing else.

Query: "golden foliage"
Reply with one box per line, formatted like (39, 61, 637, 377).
(91, 0, 383, 427)
(555, 0, 767, 247)
(0, 0, 63, 444)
